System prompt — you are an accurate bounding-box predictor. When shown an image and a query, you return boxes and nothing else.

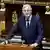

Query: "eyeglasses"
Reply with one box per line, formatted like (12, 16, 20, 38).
(22, 10, 32, 12)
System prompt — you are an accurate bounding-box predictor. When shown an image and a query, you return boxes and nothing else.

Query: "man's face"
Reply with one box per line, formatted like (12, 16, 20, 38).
(22, 4, 32, 18)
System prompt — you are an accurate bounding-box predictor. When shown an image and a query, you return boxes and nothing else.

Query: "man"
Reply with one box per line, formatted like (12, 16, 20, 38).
(1, 4, 43, 48)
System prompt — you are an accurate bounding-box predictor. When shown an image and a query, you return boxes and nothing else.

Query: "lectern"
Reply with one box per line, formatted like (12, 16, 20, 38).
(0, 44, 39, 50)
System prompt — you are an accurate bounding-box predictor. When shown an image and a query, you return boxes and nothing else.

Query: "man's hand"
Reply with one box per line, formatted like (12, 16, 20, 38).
(5, 40, 8, 44)
(0, 40, 8, 45)
(0, 42, 5, 45)
(29, 43, 38, 48)
(21, 44, 28, 47)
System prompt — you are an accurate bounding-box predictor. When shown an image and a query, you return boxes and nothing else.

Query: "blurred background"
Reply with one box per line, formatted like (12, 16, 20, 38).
(0, 0, 50, 49)
(0, 0, 49, 39)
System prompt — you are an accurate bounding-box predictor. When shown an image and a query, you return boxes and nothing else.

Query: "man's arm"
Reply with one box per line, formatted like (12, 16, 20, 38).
(0, 23, 18, 44)
(30, 16, 43, 47)
(35, 16, 43, 44)
(6, 23, 18, 40)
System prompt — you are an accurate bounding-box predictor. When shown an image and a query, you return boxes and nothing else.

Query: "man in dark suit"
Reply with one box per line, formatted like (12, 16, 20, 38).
(1, 4, 43, 48)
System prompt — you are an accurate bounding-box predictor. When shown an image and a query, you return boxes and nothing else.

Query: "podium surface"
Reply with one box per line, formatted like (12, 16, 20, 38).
(0, 44, 38, 50)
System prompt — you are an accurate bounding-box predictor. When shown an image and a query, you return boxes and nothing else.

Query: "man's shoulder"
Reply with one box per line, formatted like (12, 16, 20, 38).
(32, 15, 40, 21)
(18, 16, 23, 20)
(19, 15, 24, 19)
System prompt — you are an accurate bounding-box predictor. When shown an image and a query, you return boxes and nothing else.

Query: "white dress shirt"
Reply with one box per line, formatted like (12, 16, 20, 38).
(25, 15, 32, 28)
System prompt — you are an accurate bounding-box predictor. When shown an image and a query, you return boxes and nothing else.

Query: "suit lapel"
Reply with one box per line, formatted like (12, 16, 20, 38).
(29, 16, 33, 28)
(22, 16, 26, 28)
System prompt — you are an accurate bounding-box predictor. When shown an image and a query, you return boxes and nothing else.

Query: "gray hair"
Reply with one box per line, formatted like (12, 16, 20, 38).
(22, 4, 32, 10)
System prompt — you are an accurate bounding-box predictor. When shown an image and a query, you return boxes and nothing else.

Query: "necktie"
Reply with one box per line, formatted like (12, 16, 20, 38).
(27, 21, 29, 28)
(27, 18, 29, 28)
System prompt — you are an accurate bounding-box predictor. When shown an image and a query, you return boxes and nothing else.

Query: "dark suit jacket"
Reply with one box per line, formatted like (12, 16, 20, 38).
(6, 15, 43, 44)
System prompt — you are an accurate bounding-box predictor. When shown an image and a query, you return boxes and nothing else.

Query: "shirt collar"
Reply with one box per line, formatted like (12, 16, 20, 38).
(25, 15, 32, 21)
(29, 15, 32, 21)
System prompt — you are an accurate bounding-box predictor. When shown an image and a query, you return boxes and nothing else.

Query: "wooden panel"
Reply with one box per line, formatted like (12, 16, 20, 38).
(0, 45, 5, 50)
(4, 0, 50, 2)
(0, 11, 5, 21)
(0, 44, 38, 50)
